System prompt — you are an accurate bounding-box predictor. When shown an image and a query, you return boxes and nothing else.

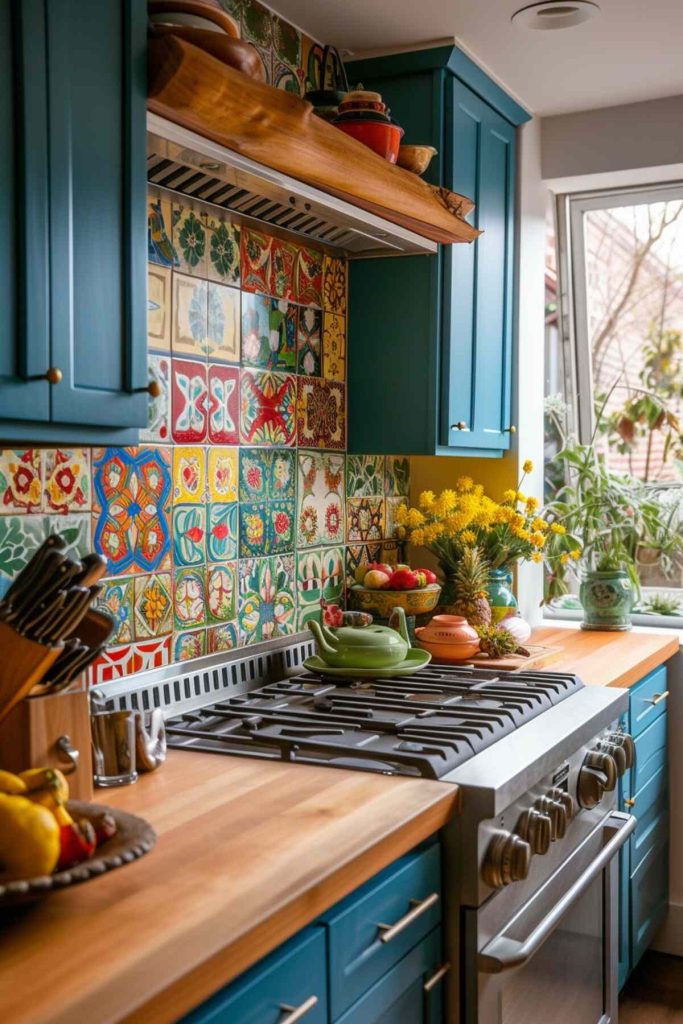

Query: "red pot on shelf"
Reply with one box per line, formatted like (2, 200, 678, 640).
(335, 119, 404, 163)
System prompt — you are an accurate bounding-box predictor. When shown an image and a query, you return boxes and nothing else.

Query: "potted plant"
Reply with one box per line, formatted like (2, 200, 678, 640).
(545, 434, 683, 630)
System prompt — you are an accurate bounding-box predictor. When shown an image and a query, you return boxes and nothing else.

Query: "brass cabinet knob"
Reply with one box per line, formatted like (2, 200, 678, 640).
(134, 380, 162, 398)
(505, 425, 517, 434)
(624, 797, 636, 808)
(451, 421, 467, 431)
(44, 367, 63, 385)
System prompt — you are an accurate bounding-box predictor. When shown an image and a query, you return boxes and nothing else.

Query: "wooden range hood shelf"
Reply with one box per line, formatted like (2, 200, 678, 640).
(147, 34, 480, 256)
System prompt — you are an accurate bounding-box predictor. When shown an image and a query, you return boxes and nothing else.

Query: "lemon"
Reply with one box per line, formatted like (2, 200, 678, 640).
(0, 794, 60, 882)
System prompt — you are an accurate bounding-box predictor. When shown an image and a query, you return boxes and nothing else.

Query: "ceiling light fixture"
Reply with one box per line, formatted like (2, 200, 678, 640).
(511, 0, 600, 30)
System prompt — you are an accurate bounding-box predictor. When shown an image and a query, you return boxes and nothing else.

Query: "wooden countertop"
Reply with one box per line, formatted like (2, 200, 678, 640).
(0, 753, 458, 1024)
(0, 626, 676, 1024)
(532, 625, 678, 688)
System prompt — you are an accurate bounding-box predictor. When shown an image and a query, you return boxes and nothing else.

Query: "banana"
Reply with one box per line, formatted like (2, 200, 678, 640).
(18, 767, 69, 806)
(0, 770, 27, 796)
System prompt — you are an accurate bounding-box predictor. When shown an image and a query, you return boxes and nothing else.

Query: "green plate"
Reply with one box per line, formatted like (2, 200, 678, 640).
(303, 647, 432, 679)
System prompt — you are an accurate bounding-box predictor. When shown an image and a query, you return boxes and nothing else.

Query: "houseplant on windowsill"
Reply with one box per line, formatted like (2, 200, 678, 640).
(393, 465, 578, 624)
(545, 434, 683, 630)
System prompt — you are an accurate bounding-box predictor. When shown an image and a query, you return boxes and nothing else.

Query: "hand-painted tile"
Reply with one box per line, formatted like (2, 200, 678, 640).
(148, 193, 177, 268)
(173, 446, 206, 504)
(385, 455, 410, 497)
(346, 454, 384, 498)
(240, 502, 269, 557)
(171, 358, 208, 444)
(174, 566, 207, 628)
(207, 622, 238, 654)
(239, 449, 269, 501)
(240, 227, 271, 293)
(269, 499, 295, 553)
(386, 496, 409, 538)
(173, 629, 207, 662)
(241, 294, 296, 371)
(273, 60, 302, 95)
(141, 354, 171, 444)
(0, 450, 42, 513)
(208, 363, 240, 444)
(322, 255, 347, 315)
(297, 307, 322, 377)
(0, 515, 46, 597)
(242, 0, 271, 47)
(134, 572, 172, 637)
(96, 578, 134, 644)
(207, 282, 240, 363)
(346, 542, 382, 588)
(173, 204, 207, 277)
(238, 553, 296, 645)
(206, 216, 240, 286)
(296, 451, 344, 548)
(240, 370, 297, 446)
(270, 449, 295, 499)
(272, 13, 301, 71)
(269, 239, 297, 300)
(347, 496, 385, 543)
(207, 503, 238, 561)
(148, 265, 172, 352)
(135, 636, 172, 673)
(206, 562, 237, 623)
(42, 449, 91, 513)
(322, 312, 346, 382)
(207, 447, 238, 503)
(47, 512, 91, 560)
(296, 545, 344, 629)
(90, 637, 171, 685)
(296, 246, 322, 306)
(297, 378, 345, 449)
(92, 447, 171, 575)
(173, 504, 206, 566)
(172, 274, 208, 358)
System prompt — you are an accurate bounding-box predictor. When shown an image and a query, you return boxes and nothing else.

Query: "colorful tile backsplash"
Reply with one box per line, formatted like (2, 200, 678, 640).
(0, 185, 408, 685)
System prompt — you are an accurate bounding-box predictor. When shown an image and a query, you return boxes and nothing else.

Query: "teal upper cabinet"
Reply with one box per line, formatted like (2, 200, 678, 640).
(347, 47, 529, 457)
(0, 0, 148, 442)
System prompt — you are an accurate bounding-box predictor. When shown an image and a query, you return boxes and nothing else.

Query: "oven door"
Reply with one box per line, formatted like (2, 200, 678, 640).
(465, 811, 636, 1024)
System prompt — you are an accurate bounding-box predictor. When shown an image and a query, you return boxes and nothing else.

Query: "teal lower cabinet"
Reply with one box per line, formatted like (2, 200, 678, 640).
(618, 666, 670, 988)
(182, 841, 445, 1023)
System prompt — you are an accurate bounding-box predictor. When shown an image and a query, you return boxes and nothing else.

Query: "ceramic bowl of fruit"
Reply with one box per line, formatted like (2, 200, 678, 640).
(349, 563, 442, 618)
(0, 767, 155, 906)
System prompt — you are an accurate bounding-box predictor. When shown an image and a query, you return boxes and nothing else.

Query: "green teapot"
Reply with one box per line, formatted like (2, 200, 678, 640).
(308, 607, 410, 669)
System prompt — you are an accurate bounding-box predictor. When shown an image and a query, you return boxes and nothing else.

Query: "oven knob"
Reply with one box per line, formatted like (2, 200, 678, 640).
(600, 741, 627, 777)
(482, 831, 531, 889)
(585, 750, 618, 792)
(548, 787, 574, 821)
(606, 732, 635, 771)
(534, 795, 568, 839)
(515, 809, 552, 855)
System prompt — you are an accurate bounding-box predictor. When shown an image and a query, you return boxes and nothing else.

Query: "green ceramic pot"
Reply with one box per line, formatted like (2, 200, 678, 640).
(486, 568, 518, 624)
(579, 570, 633, 631)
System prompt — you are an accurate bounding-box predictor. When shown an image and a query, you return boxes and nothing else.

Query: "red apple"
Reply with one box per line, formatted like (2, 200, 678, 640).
(367, 562, 393, 577)
(388, 568, 419, 590)
(415, 568, 437, 585)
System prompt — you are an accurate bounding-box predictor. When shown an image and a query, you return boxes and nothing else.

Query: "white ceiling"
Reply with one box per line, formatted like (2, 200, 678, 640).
(274, 0, 683, 116)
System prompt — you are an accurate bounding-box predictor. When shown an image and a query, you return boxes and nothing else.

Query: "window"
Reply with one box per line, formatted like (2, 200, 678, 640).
(547, 183, 683, 621)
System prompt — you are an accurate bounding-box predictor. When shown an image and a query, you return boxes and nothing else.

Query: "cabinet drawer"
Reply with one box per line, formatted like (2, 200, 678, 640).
(336, 927, 444, 1024)
(630, 765, 668, 875)
(182, 927, 327, 1024)
(633, 714, 667, 792)
(630, 666, 668, 736)
(630, 837, 669, 970)
(322, 842, 442, 1019)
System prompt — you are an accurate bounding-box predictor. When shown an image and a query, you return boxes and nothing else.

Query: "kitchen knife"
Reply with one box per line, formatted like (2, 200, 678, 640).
(41, 583, 103, 645)
(6, 550, 69, 626)
(12, 557, 81, 632)
(72, 553, 107, 588)
(45, 642, 108, 694)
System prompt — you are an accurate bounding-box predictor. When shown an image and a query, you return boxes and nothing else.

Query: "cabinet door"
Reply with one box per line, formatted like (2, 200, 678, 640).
(441, 77, 515, 450)
(46, 0, 147, 428)
(0, 0, 51, 422)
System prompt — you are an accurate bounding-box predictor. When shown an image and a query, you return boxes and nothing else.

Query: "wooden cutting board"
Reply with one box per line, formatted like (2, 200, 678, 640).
(432, 643, 564, 671)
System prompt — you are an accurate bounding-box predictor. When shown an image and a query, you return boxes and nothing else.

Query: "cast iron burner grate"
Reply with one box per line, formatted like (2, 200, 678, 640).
(165, 665, 584, 779)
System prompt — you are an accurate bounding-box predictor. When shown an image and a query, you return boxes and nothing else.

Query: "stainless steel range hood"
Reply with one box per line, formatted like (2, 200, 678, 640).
(147, 112, 438, 258)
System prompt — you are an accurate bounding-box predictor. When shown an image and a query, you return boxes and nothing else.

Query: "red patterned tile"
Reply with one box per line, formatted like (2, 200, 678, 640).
(296, 378, 346, 449)
(296, 246, 323, 306)
(240, 227, 271, 293)
(0, 450, 42, 513)
(171, 358, 208, 444)
(269, 238, 297, 300)
(240, 370, 297, 446)
(207, 364, 240, 444)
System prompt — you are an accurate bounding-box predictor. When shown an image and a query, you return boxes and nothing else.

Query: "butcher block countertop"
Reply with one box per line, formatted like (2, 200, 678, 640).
(532, 625, 678, 688)
(0, 627, 676, 1024)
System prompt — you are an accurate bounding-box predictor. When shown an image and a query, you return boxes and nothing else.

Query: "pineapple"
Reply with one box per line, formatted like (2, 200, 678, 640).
(450, 548, 492, 627)
(476, 624, 530, 660)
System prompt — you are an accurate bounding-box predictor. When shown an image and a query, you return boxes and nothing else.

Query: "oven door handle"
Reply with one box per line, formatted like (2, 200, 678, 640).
(478, 811, 636, 974)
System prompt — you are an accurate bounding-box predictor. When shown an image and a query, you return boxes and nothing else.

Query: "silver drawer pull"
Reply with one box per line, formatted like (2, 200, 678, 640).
(644, 690, 669, 707)
(56, 734, 80, 774)
(377, 892, 439, 944)
(278, 995, 318, 1023)
(424, 962, 450, 992)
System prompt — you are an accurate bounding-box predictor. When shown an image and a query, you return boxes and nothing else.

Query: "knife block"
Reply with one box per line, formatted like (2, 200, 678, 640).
(0, 620, 61, 725)
(0, 690, 94, 800)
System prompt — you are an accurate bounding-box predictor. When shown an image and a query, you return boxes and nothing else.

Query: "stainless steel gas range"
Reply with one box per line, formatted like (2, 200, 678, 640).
(102, 638, 634, 1024)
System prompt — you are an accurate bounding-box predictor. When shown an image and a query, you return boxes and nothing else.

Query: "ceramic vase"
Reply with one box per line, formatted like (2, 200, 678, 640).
(579, 569, 633, 631)
(486, 568, 518, 624)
